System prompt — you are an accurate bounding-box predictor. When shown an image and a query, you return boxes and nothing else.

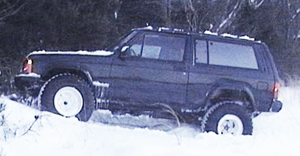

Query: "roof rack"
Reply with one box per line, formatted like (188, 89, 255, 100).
(136, 26, 190, 34)
(157, 27, 185, 33)
(136, 26, 258, 42)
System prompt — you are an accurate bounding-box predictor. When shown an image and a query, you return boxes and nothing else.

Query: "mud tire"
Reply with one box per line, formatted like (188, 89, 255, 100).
(38, 73, 94, 121)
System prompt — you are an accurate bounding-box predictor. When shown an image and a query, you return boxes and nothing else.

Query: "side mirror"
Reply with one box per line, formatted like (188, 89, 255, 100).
(121, 46, 129, 52)
(119, 46, 130, 58)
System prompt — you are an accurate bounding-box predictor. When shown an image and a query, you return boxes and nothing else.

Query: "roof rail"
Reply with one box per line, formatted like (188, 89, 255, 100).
(135, 27, 259, 42)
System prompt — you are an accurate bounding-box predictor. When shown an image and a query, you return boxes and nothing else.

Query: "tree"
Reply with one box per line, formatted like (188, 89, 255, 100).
(0, 0, 25, 25)
(0, 0, 300, 82)
(284, 0, 300, 55)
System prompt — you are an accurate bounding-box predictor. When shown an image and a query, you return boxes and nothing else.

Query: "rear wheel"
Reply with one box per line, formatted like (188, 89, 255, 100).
(38, 73, 94, 121)
(201, 101, 253, 135)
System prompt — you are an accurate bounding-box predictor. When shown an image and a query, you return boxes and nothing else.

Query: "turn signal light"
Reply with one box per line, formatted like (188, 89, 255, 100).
(23, 58, 33, 73)
(272, 82, 280, 99)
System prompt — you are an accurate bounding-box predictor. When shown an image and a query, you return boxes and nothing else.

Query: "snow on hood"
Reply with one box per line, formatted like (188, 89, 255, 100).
(29, 50, 114, 56)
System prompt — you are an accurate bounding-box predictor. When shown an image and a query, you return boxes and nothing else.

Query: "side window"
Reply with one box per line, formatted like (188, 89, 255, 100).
(142, 35, 186, 61)
(209, 41, 258, 69)
(124, 34, 185, 61)
(195, 40, 207, 64)
(195, 39, 258, 70)
(127, 35, 143, 56)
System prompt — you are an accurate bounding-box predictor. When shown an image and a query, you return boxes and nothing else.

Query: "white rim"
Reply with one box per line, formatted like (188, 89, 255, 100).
(217, 114, 244, 135)
(54, 87, 83, 117)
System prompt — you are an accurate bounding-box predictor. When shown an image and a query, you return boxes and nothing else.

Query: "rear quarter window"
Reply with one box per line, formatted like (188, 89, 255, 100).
(196, 40, 258, 70)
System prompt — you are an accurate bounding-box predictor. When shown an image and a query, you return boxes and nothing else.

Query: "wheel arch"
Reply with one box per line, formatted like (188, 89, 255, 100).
(42, 68, 93, 86)
(205, 81, 256, 112)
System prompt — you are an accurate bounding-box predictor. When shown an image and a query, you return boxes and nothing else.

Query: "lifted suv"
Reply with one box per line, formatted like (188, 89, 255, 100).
(15, 27, 282, 135)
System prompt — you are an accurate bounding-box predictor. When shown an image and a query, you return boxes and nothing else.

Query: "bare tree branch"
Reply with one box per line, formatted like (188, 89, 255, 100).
(0, 0, 26, 22)
(248, 0, 265, 9)
(184, 0, 198, 31)
(216, 0, 244, 34)
(291, 8, 300, 22)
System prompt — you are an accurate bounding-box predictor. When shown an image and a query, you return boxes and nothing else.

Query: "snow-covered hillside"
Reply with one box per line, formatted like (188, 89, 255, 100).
(1, 86, 300, 156)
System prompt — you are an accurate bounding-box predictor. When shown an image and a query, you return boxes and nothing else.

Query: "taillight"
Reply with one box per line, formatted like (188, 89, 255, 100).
(272, 82, 280, 99)
(23, 58, 33, 73)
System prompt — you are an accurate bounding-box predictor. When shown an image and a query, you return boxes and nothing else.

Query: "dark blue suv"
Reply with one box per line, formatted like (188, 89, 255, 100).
(15, 27, 282, 135)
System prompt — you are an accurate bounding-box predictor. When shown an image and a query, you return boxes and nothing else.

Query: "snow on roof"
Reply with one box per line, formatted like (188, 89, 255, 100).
(204, 30, 258, 42)
(30, 50, 114, 56)
(204, 30, 218, 36)
(221, 33, 238, 38)
(136, 27, 259, 42)
(239, 35, 255, 41)
(134, 26, 154, 31)
(137, 27, 258, 42)
(142, 26, 154, 30)
(158, 27, 185, 32)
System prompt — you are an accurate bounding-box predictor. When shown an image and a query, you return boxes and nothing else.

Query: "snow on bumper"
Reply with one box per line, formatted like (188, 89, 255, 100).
(14, 73, 42, 90)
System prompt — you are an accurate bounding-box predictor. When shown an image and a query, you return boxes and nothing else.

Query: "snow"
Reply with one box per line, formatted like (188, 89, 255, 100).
(221, 33, 238, 38)
(15, 73, 41, 78)
(204, 30, 218, 36)
(1, 86, 300, 156)
(29, 50, 114, 56)
(158, 27, 185, 33)
(239, 35, 256, 41)
(204, 30, 258, 42)
(92, 81, 109, 87)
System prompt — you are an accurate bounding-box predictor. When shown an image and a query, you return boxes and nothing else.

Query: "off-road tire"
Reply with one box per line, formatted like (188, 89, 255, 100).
(201, 101, 253, 135)
(38, 73, 94, 121)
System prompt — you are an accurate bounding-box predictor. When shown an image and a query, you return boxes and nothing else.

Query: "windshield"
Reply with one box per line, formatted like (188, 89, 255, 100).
(106, 30, 139, 51)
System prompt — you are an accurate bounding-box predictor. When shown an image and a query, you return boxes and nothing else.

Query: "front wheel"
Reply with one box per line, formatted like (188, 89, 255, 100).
(38, 73, 95, 121)
(201, 101, 253, 135)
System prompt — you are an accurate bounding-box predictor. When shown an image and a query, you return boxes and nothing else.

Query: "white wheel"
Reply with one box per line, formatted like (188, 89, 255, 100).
(201, 102, 253, 135)
(54, 86, 83, 117)
(40, 74, 94, 121)
(217, 114, 243, 135)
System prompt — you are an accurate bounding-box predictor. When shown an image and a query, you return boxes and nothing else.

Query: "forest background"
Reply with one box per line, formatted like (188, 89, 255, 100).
(0, 0, 299, 91)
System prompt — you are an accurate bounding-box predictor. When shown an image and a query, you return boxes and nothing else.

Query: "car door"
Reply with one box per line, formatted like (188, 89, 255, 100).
(110, 31, 189, 110)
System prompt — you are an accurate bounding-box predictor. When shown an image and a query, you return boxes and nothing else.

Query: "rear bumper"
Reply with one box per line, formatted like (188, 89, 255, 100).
(269, 100, 282, 112)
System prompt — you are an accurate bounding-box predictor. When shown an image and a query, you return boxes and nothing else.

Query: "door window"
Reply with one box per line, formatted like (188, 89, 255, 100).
(126, 34, 186, 62)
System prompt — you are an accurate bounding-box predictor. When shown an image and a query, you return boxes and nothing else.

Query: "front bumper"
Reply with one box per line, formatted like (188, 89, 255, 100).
(269, 100, 283, 112)
(14, 73, 43, 91)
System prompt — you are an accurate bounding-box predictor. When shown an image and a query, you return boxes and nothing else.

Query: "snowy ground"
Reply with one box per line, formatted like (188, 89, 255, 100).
(1, 86, 300, 156)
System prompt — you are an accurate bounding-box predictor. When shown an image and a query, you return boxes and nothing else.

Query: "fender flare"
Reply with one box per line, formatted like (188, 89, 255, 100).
(42, 67, 94, 86)
(205, 81, 256, 111)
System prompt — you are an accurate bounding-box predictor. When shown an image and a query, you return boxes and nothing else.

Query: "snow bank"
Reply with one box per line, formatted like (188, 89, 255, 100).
(1, 86, 300, 156)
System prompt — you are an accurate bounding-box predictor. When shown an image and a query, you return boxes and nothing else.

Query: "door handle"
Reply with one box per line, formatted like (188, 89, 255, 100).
(174, 65, 186, 71)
